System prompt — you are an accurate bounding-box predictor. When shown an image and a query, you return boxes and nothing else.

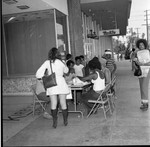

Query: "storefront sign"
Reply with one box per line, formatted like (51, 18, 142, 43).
(99, 29, 120, 36)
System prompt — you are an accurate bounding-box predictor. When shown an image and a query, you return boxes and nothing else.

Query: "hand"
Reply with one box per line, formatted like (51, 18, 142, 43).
(132, 58, 138, 62)
(138, 62, 144, 66)
(135, 60, 144, 66)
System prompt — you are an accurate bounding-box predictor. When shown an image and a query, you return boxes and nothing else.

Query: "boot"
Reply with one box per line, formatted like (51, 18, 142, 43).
(51, 109, 58, 128)
(62, 109, 68, 126)
(140, 103, 148, 111)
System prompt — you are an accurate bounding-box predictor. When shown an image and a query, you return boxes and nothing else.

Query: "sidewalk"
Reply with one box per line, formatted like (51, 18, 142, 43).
(3, 60, 150, 146)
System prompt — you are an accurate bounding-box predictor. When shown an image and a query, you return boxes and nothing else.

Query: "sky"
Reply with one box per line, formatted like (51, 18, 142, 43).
(128, 0, 150, 38)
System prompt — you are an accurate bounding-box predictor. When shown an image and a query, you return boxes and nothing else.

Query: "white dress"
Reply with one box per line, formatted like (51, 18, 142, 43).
(36, 59, 70, 95)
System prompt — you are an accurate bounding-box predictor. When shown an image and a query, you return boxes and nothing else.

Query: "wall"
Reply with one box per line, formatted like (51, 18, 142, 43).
(2, 14, 56, 97)
(3, 16, 56, 76)
(67, 0, 84, 59)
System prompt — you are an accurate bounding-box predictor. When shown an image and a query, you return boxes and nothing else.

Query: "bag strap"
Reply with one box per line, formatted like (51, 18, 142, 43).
(49, 60, 53, 73)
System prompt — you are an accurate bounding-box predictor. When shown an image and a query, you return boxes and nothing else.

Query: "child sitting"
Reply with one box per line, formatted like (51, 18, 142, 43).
(65, 60, 76, 85)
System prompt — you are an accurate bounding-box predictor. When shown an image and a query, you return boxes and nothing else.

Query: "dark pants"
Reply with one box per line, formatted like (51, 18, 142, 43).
(37, 92, 51, 113)
(80, 89, 100, 110)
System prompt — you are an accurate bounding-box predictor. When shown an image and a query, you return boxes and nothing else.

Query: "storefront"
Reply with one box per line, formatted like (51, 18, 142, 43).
(2, 0, 131, 107)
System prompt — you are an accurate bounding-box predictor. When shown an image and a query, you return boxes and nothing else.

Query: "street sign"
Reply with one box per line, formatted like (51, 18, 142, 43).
(99, 29, 120, 36)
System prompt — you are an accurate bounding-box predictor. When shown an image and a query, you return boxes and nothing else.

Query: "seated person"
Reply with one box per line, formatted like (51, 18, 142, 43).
(65, 60, 76, 85)
(78, 58, 105, 115)
(91, 57, 114, 97)
(35, 79, 52, 119)
(92, 57, 111, 85)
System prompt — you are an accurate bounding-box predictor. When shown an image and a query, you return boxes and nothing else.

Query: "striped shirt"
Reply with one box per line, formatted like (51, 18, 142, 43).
(106, 58, 115, 73)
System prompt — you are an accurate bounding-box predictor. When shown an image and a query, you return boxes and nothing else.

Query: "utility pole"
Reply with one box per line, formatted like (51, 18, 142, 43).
(135, 28, 140, 38)
(143, 10, 150, 44)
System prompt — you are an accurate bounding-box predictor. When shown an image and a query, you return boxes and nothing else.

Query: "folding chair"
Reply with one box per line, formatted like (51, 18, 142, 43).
(107, 76, 117, 110)
(31, 84, 48, 116)
(87, 84, 112, 119)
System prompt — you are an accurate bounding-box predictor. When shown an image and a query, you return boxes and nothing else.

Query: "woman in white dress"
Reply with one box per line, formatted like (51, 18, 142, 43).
(133, 39, 150, 111)
(36, 47, 70, 128)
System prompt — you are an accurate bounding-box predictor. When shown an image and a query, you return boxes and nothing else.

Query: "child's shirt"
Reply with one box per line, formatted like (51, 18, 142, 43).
(74, 64, 84, 77)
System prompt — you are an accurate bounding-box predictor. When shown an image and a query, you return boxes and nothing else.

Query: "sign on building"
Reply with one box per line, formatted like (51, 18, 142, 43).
(99, 29, 120, 36)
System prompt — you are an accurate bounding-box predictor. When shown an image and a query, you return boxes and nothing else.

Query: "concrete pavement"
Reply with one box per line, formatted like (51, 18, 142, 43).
(3, 60, 150, 146)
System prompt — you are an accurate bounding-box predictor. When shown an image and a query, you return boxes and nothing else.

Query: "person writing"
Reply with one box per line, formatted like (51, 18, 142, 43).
(133, 39, 150, 111)
(36, 47, 70, 128)
(78, 58, 105, 115)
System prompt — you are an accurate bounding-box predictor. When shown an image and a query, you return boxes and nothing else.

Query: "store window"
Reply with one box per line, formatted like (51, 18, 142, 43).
(2, 9, 69, 77)
(55, 10, 69, 52)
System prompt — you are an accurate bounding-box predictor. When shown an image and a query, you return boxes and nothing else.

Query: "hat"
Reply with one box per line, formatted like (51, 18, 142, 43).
(105, 51, 112, 55)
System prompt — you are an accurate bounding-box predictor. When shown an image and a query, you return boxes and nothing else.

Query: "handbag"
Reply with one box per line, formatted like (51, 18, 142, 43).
(42, 60, 57, 89)
(134, 62, 142, 76)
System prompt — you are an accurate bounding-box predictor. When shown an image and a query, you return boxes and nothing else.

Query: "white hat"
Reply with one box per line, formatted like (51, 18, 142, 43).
(105, 51, 112, 55)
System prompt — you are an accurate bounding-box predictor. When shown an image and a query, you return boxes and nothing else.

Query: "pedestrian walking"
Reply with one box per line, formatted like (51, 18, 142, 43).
(133, 39, 150, 111)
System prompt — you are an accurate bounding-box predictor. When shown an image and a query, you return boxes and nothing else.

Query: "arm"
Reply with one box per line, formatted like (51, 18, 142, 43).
(105, 69, 111, 85)
(78, 73, 96, 82)
(36, 61, 47, 79)
(82, 67, 85, 77)
(61, 60, 69, 74)
(140, 61, 150, 66)
(113, 63, 117, 72)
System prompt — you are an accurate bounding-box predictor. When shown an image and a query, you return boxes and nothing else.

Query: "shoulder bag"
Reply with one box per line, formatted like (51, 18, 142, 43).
(42, 60, 57, 89)
(134, 62, 142, 76)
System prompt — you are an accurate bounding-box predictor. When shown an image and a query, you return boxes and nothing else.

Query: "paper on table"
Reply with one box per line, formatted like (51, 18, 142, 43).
(72, 77, 89, 86)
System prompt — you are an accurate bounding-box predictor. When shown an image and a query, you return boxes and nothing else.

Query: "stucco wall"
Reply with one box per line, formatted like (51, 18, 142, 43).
(3, 77, 36, 95)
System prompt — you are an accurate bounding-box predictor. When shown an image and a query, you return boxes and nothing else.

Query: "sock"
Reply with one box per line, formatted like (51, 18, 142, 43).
(141, 99, 149, 104)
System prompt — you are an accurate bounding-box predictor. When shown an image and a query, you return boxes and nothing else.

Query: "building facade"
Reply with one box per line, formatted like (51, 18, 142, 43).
(2, 0, 131, 106)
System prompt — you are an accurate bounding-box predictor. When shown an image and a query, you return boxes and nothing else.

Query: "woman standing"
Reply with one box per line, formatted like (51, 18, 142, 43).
(133, 39, 150, 111)
(36, 47, 70, 128)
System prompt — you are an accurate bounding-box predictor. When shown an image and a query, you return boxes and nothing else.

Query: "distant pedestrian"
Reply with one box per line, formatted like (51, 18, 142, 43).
(130, 48, 136, 71)
(133, 39, 150, 111)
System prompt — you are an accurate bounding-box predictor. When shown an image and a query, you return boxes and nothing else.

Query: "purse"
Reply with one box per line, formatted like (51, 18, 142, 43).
(134, 62, 142, 76)
(42, 60, 57, 89)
